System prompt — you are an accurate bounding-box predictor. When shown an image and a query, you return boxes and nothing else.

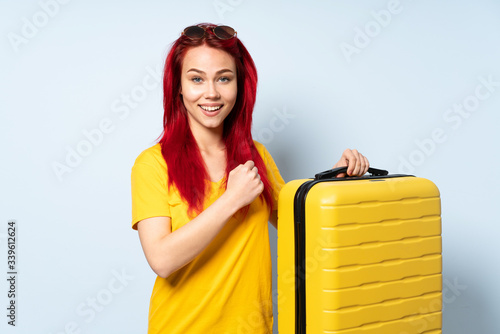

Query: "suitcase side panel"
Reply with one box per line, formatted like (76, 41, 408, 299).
(323, 312, 442, 334)
(322, 292, 442, 331)
(277, 179, 310, 334)
(323, 254, 442, 289)
(323, 274, 442, 309)
(303, 177, 442, 333)
(321, 216, 441, 248)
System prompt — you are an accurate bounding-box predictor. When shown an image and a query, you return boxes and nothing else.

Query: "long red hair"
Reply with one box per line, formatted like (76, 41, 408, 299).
(158, 23, 273, 215)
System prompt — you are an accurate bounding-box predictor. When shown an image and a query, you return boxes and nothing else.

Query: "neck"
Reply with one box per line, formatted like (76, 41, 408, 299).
(190, 123, 225, 153)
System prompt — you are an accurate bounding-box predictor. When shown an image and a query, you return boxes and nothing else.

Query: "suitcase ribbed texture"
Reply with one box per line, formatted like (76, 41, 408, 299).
(278, 175, 442, 334)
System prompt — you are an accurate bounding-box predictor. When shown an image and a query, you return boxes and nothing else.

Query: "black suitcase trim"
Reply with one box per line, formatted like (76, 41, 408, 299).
(292, 171, 412, 333)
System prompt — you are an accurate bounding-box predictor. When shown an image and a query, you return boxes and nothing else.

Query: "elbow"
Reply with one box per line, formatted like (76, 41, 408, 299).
(156, 271, 172, 279)
(153, 267, 171, 279)
(150, 257, 186, 279)
(143, 242, 185, 278)
(149, 260, 176, 279)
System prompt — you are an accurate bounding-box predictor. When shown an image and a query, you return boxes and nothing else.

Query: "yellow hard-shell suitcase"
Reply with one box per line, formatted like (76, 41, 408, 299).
(277, 167, 442, 334)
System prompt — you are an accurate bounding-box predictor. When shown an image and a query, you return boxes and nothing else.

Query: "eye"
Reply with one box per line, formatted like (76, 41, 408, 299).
(218, 76, 231, 83)
(191, 77, 203, 83)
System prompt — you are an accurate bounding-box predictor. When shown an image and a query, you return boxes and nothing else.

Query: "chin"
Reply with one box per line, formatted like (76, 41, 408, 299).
(201, 120, 224, 129)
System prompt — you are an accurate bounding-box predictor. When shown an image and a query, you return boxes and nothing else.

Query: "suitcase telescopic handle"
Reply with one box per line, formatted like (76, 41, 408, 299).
(314, 167, 389, 180)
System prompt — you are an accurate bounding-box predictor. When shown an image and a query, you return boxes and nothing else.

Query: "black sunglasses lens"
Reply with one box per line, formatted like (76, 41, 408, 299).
(183, 26, 205, 39)
(213, 26, 235, 39)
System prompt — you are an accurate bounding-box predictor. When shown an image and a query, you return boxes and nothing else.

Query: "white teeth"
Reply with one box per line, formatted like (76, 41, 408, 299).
(200, 105, 222, 112)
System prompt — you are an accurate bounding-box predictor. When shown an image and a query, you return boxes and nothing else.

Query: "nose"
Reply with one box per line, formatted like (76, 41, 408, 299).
(204, 81, 220, 99)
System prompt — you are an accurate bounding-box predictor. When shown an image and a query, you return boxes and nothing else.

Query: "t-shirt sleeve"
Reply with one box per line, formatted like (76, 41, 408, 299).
(131, 148, 171, 230)
(258, 143, 285, 211)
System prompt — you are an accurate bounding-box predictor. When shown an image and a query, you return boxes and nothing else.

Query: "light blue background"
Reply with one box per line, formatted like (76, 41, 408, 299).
(1, 0, 499, 333)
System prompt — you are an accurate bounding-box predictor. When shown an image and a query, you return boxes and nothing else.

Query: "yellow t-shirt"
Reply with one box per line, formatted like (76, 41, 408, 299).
(131, 141, 285, 334)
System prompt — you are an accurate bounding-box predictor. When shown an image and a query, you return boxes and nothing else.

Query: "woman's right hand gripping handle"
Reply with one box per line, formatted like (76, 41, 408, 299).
(137, 161, 263, 279)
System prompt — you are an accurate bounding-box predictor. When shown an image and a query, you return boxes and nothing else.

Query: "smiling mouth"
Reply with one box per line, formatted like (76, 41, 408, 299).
(199, 105, 223, 112)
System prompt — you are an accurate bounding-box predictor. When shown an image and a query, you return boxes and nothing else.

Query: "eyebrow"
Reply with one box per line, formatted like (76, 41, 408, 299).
(186, 68, 234, 75)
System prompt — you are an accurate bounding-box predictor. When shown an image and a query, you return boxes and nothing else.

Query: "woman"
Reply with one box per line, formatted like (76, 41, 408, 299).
(131, 23, 369, 334)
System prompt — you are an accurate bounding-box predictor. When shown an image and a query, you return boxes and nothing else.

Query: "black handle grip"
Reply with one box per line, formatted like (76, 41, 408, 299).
(314, 167, 389, 180)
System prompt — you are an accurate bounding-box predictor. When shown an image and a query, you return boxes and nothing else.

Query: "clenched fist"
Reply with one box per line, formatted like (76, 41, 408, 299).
(225, 161, 264, 210)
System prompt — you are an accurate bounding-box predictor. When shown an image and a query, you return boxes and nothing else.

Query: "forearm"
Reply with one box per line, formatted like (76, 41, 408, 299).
(150, 192, 239, 278)
(139, 160, 263, 278)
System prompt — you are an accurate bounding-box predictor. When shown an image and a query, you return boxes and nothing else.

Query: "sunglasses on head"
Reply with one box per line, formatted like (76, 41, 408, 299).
(182, 25, 237, 40)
